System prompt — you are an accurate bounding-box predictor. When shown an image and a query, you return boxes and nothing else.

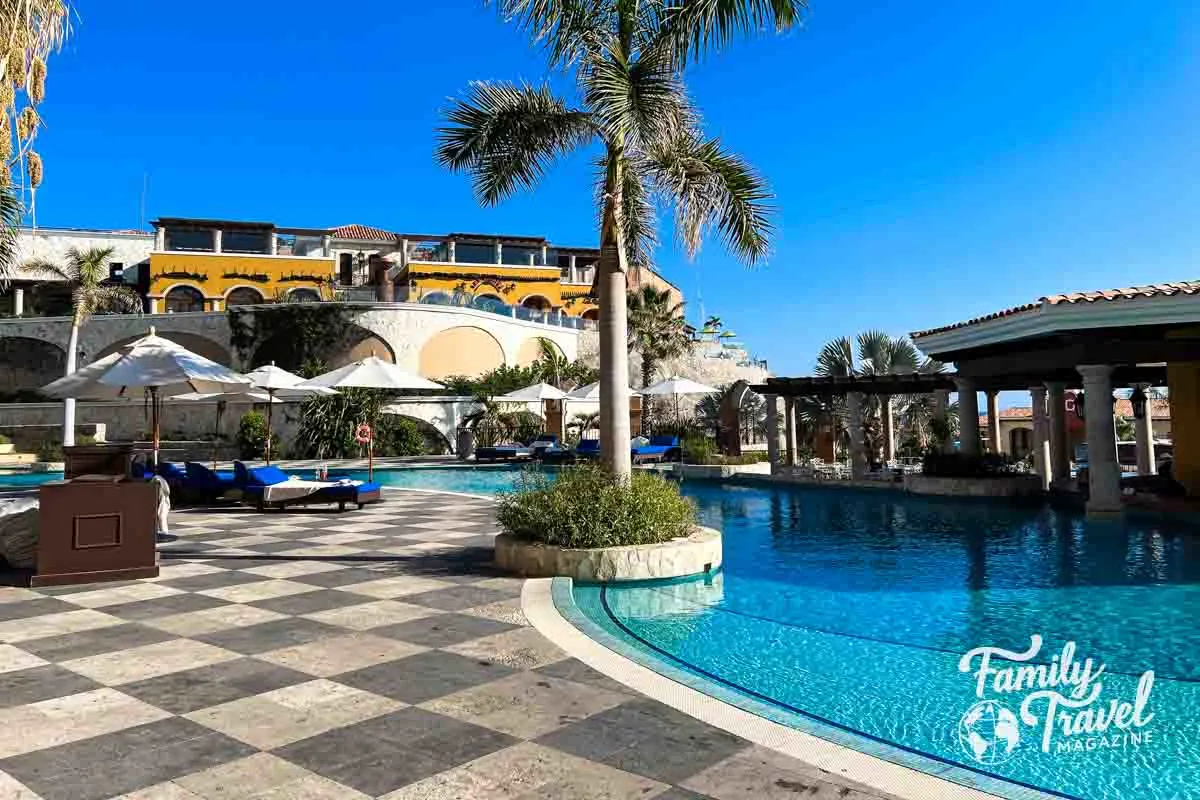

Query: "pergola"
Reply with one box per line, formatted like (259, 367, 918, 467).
(754, 281, 1200, 515)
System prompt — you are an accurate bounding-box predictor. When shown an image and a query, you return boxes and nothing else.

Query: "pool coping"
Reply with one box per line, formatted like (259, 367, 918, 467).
(526, 577, 1082, 800)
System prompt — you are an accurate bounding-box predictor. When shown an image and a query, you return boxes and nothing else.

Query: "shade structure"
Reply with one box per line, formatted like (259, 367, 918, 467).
(294, 357, 443, 478)
(294, 357, 443, 391)
(243, 362, 337, 463)
(640, 376, 719, 397)
(498, 382, 568, 402)
(40, 330, 252, 466)
(565, 381, 640, 401)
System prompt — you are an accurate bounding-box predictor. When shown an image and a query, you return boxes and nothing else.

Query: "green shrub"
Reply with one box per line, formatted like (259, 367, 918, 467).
(922, 451, 1021, 478)
(497, 465, 696, 548)
(681, 434, 719, 464)
(0, 434, 10, 445)
(236, 411, 278, 460)
(36, 441, 63, 462)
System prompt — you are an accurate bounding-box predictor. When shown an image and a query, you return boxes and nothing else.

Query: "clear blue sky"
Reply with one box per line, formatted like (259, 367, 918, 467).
(30, 0, 1200, 383)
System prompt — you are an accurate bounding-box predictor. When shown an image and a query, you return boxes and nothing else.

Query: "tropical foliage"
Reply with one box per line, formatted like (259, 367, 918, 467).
(0, 0, 71, 216)
(436, 0, 795, 477)
(440, 346, 598, 398)
(463, 400, 544, 447)
(23, 246, 142, 445)
(0, 187, 19, 290)
(567, 411, 600, 443)
(497, 464, 695, 548)
(292, 387, 444, 459)
(627, 286, 689, 388)
(235, 411, 277, 460)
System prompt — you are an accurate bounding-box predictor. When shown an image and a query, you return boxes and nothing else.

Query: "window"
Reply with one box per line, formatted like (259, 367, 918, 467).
(225, 287, 264, 307)
(339, 253, 354, 286)
(455, 243, 492, 264)
(108, 262, 125, 282)
(287, 288, 321, 304)
(501, 246, 539, 266)
(222, 230, 271, 254)
(557, 254, 571, 278)
(165, 228, 213, 252)
(164, 285, 205, 313)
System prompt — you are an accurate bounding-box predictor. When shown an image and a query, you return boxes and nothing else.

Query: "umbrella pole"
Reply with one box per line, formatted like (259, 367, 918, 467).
(213, 400, 225, 469)
(265, 389, 274, 465)
(151, 386, 160, 468)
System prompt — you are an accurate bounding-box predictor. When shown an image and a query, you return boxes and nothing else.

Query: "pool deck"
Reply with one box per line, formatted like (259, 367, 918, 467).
(0, 488, 901, 800)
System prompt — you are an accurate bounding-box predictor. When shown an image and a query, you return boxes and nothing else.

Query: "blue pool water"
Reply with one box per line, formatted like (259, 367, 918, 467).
(361, 467, 1200, 799)
(0, 471, 63, 487)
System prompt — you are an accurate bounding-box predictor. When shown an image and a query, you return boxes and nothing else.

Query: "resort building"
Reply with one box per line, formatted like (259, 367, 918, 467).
(979, 397, 1171, 459)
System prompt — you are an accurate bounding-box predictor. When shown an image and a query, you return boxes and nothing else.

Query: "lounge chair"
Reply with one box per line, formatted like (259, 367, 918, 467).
(179, 461, 239, 502)
(474, 442, 534, 462)
(529, 434, 559, 457)
(237, 463, 382, 512)
(574, 439, 601, 459)
(632, 435, 681, 464)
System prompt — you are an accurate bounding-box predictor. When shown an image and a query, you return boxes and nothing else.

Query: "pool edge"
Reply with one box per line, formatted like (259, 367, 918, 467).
(522, 577, 1012, 800)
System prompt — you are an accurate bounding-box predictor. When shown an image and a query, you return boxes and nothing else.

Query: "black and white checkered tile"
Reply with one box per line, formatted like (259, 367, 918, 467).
(0, 490, 895, 800)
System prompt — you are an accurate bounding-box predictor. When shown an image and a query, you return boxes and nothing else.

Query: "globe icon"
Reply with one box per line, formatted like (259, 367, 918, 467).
(958, 700, 1021, 764)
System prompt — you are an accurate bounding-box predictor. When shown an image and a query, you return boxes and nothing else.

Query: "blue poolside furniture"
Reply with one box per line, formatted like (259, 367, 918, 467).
(632, 435, 681, 464)
(235, 462, 382, 512)
(474, 442, 534, 462)
(182, 462, 239, 502)
(574, 439, 601, 459)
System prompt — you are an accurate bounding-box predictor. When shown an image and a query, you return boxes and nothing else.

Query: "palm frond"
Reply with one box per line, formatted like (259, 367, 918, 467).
(618, 155, 658, 269)
(19, 257, 67, 282)
(815, 336, 854, 378)
(91, 285, 143, 315)
(436, 81, 594, 206)
(65, 246, 116, 289)
(648, 130, 773, 263)
(655, 0, 807, 65)
(491, 0, 614, 66)
(583, 40, 690, 149)
(0, 187, 21, 291)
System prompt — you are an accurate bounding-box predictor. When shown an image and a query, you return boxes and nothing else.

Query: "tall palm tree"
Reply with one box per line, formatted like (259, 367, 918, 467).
(436, 0, 797, 478)
(0, 187, 20, 289)
(25, 246, 142, 445)
(627, 285, 689, 388)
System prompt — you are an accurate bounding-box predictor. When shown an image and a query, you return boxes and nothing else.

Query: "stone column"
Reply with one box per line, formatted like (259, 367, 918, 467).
(784, 396, 797, 467)
(881, 396, 896, 463)
(569, 255, 578, 282)
(1078, 365, 1121, 514)
(765, 394, 781, 473)
(1046, 382, 1070, 484)
(318, 235, 329, 258)
(1134, 386, 1157, 476)
(447, 239, 456, 263)
(931, 388, 950, 453)
(847, 392, 867, 479)
(540, 244, 548, 266)
(985, 390, 1001, 453)
(149, 298, 160, 314)
(13, 287, 23, 317)
(494, 241, 503, 264)
(527, 253, 536, 266)
(212, 229, 223, 254)
(154, 226, 165, 250)
(1030, 386, 1051, 489)
(955, 378, 981, 456)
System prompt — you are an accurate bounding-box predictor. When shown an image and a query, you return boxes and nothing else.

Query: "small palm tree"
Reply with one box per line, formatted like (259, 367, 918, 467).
(437, 0, 797, 477)
(25, 246, 142, 445)
(627, 286, 690, 388)
(0, 188, 20, 290)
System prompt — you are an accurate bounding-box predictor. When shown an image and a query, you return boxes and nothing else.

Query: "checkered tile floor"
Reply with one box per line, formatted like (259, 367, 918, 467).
(0, 490, 896, 800)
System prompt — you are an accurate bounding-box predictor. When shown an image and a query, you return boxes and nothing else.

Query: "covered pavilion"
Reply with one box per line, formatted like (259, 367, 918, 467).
(755, 281, 1200, 515)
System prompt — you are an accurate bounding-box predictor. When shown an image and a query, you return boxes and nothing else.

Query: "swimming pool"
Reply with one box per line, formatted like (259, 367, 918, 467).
(360, 466, 1199, 798)
(0, 470, 63, 488)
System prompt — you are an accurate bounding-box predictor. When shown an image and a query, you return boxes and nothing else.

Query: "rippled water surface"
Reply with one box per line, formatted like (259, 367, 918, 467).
(347, 468, 1200, 798)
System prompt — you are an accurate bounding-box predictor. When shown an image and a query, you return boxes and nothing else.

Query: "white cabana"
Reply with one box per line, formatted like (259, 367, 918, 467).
(40, 329, 252, 465)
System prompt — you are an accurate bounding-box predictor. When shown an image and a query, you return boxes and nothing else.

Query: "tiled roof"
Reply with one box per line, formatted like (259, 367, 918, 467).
(979, 398, 1170, 424)
(912, 281, 1200, 338)
(332, 224, 399, 242)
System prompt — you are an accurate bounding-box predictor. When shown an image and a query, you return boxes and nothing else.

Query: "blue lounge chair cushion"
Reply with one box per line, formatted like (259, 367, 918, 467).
(245, 465, 291, 486)
(157, 462, 187, 479)
(632, 445, 672, 456)
(575, 439, 601, 455)
(184, 462, 238, 490)
(649, 435, 680, 447)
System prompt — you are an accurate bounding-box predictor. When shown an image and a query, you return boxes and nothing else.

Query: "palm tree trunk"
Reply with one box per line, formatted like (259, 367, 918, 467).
(598, 153, 631, 479)
(641, 355, 653, 390)
(62, 316, 81, 447)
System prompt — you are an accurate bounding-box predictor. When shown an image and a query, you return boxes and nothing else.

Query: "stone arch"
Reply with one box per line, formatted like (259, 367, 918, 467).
(581, 308, 599, 322)
(337, 332, 396, 367)
(471, 294, 507, 314)
(386, 414, 452, 455)
(521, 294, 552, 311)
(286, 288, 321, 304)
(0, 337, 67, 395)
(420, 291, 455, 306)
(94, 331, 233, 366)
(164, 284, 205, 313)
(225, 286, 265, 307)
(251, 321, 393, 372)
(419, 325, 504, 379)
(514, 336, 561, 368)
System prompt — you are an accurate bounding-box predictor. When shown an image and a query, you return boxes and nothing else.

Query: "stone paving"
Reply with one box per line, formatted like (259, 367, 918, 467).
(0, 490, 897, 800)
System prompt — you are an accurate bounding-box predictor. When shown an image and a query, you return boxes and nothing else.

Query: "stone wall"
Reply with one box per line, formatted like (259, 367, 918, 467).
(575, 331, 769, 390)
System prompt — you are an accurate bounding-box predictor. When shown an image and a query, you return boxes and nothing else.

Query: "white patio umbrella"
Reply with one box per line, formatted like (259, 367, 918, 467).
(566, 381, 641, 400)
(498, 382, 568, 402)
(294, 356, 443, 477)
(244, 362, 338, 464)
(640, 376, 720, 424)
(40, 329, 252, 466)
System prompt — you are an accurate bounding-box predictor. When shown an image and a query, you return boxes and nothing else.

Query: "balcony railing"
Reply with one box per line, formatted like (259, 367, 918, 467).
(418, 293, 597, 331)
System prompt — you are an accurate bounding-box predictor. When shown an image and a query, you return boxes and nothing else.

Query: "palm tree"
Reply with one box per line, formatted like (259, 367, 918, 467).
(436, 0, 796, 478)
(627, 286, 689, 388)
(25, 246, 142, 445)
(0, 188, 20, 290)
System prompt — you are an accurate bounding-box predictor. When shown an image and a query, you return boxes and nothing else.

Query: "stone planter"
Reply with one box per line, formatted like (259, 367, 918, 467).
(903, 473, 1043, 498)
(674, 463, 772, 480)
(0, 444, 13, 455)
(495, 526, 722, 582)
(31, 461, 65, 473)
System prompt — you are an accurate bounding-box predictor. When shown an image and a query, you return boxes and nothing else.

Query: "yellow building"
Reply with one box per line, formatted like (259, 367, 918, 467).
(147, 218, 681, 323)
